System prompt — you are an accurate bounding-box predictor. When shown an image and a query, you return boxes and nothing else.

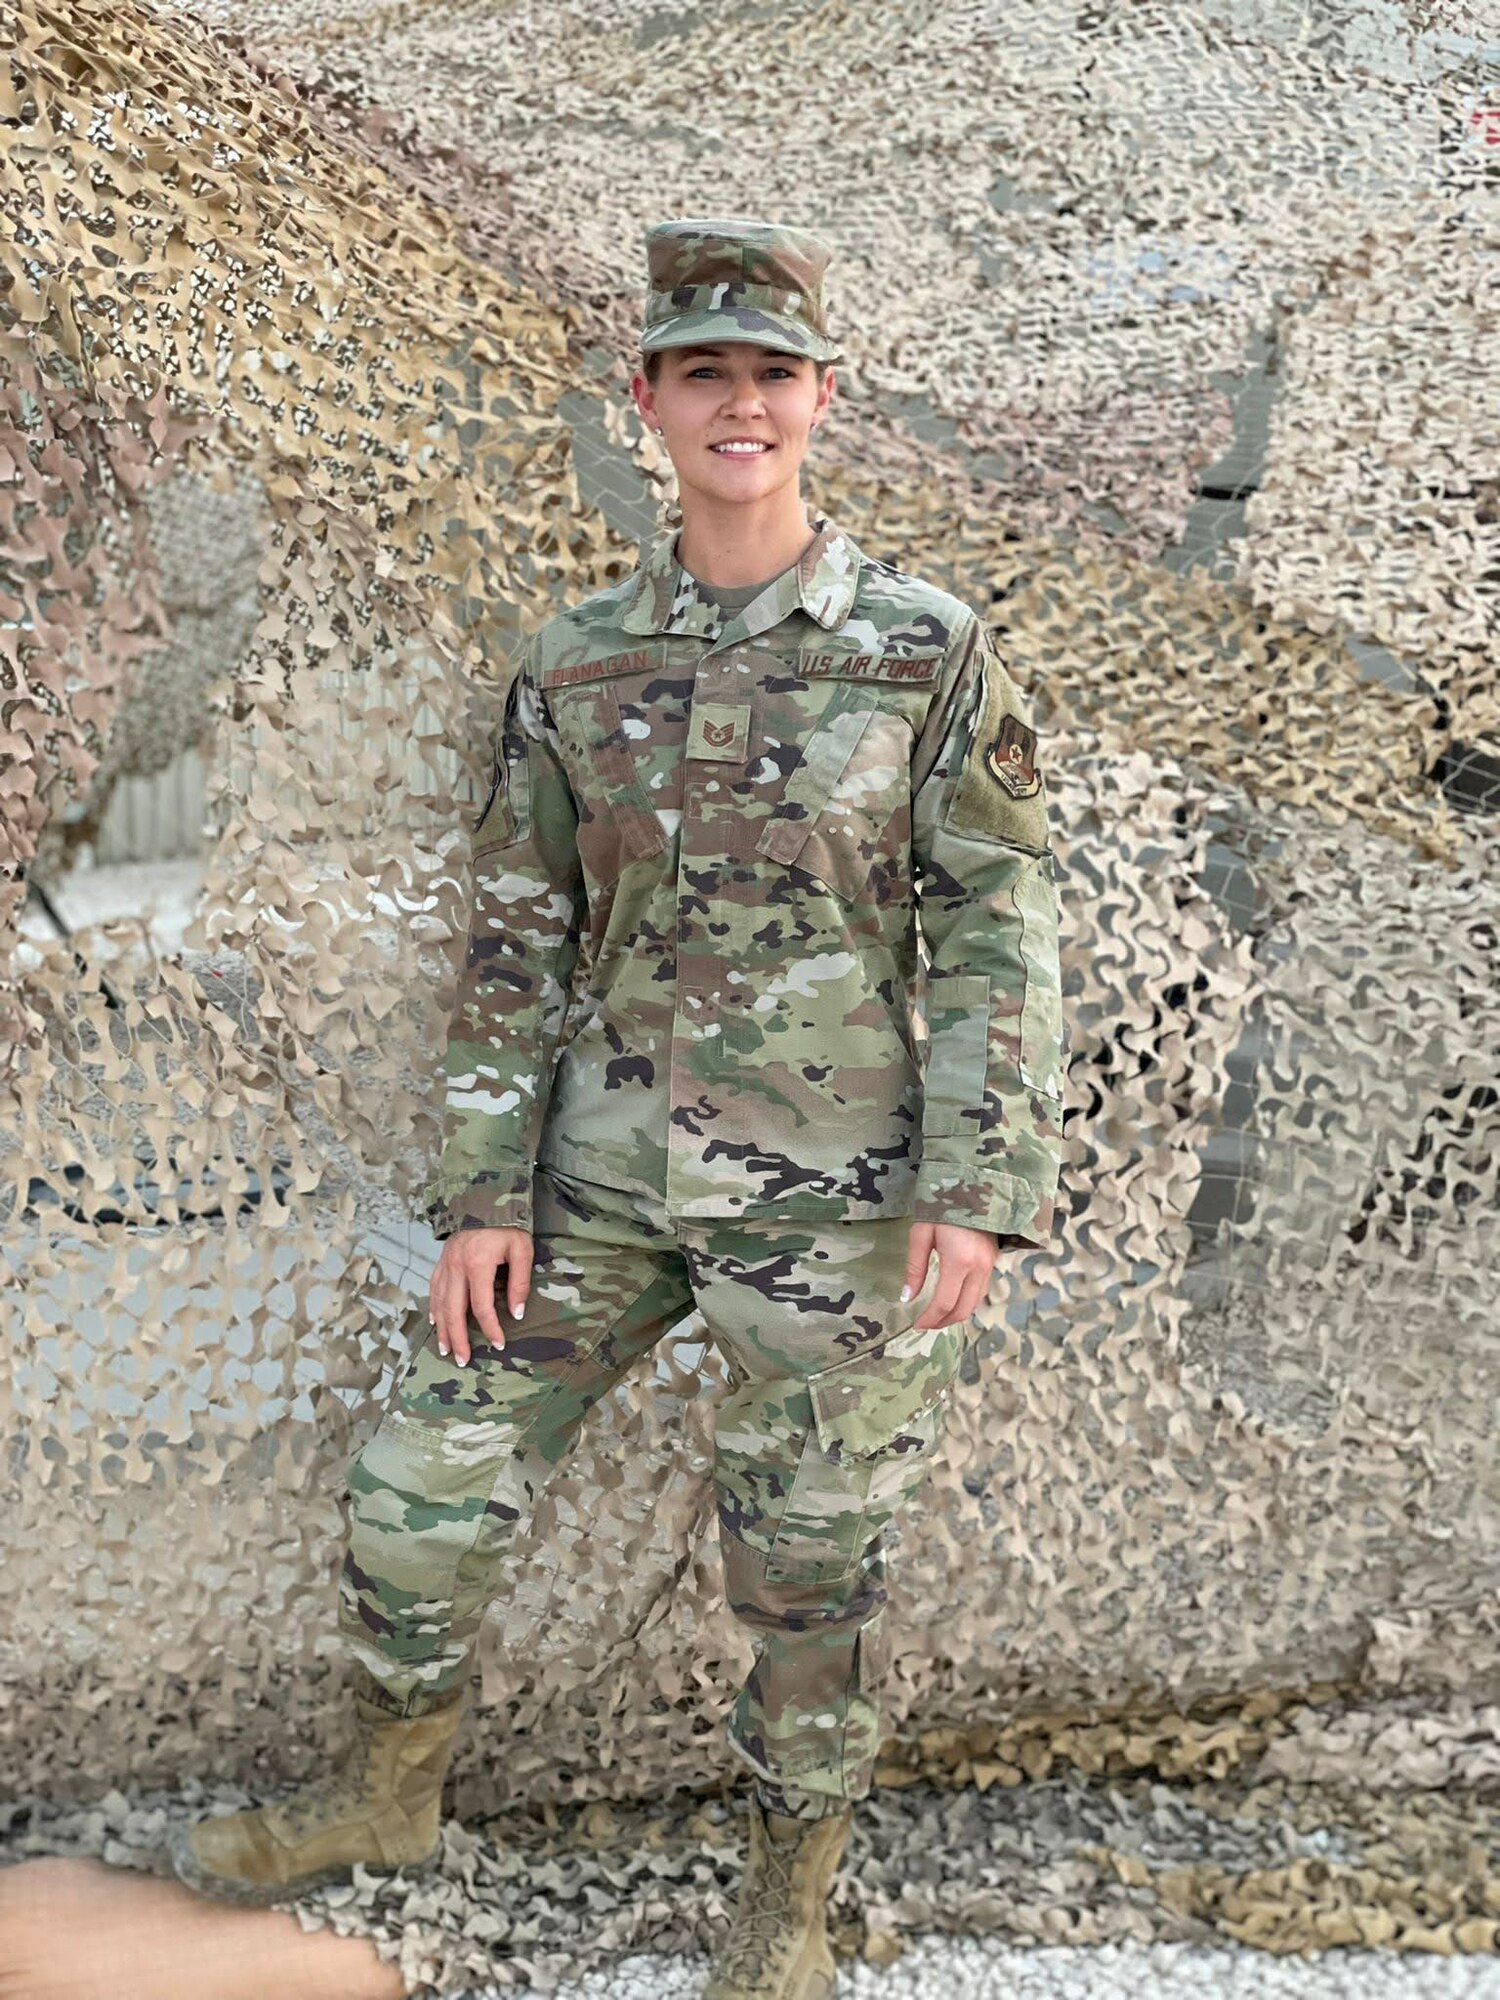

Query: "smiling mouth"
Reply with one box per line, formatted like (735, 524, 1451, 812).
(709, 442, 774, 454)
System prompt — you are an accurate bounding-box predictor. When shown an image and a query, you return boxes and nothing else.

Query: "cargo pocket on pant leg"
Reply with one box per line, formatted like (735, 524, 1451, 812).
(764, 1320, 969, 1586)
(839, 1599, 895, 1796)
(857, 1602, 892, 1691)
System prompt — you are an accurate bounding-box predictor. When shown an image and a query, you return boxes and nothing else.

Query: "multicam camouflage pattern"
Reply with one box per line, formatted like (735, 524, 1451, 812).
(420, 509, 1065, 1247)
(343, 1162, 969, 1814)
(638, 214, 844, 361)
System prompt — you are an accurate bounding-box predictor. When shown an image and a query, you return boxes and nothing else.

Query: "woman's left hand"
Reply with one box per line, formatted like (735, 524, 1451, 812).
(901, 1220, 1000, 1331)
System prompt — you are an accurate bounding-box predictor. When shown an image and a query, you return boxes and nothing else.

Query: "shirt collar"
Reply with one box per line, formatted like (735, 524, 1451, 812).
(616, 510, 861, 645)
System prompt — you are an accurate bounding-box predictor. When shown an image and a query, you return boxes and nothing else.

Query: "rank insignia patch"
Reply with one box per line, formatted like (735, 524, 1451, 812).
(985, 712, 1041, 798)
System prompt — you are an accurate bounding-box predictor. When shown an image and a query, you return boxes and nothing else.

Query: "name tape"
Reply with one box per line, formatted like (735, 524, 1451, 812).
(540, 647, 657, 689)
(539, 645, 946, 689)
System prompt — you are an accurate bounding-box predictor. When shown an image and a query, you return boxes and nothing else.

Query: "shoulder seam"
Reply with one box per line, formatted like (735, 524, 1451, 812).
(853, 565, 976, 628)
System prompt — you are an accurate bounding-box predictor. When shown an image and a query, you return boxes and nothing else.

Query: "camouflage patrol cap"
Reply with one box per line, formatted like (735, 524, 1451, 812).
(639, 215, 844, 364)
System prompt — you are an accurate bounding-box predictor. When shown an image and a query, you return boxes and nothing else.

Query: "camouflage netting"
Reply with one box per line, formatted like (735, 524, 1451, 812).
(3, 0, 1498, 1988)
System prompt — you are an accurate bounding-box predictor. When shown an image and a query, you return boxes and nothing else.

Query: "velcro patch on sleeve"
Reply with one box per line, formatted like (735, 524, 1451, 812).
(944, 634, 1050, 851)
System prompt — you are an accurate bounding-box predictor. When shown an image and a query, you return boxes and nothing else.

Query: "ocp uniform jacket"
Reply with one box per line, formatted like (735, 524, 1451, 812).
(420, 512, 1066, 1247)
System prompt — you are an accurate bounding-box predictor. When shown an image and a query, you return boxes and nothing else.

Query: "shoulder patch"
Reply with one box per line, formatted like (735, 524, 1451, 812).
(944, 629, 1050, 851)
(984, 711, 1040, 798)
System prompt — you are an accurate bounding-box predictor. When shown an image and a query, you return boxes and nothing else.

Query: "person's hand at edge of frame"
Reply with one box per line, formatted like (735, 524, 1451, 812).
(429, 1227, 532, 1366)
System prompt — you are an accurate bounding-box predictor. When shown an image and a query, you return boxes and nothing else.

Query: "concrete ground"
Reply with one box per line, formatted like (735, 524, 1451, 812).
(472, 1942, 1500, 1998)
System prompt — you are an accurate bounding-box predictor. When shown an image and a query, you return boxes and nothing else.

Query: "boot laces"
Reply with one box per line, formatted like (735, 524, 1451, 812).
(716, 1831, 801, 1984)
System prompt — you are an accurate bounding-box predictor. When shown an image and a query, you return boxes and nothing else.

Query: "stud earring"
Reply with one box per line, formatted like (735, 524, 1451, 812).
(654, 426, 663, 435)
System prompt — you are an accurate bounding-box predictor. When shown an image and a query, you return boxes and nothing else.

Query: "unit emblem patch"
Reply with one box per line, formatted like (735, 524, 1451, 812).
(984, 712, 1040, 798)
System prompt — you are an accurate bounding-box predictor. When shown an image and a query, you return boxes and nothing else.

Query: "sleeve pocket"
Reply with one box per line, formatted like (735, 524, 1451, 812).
(472, 677, 531, 850)
(921, 970, 991, 1136)
(1012, 855, 1064, 1098)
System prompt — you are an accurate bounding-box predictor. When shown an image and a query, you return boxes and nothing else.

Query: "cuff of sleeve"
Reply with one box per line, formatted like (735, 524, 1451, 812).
(419, 1166, 534, 1238)
(912, 1162, 1055, 1247)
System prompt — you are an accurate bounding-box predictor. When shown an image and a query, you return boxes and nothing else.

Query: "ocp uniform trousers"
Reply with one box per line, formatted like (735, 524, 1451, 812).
(337, 1161, 972, 1815)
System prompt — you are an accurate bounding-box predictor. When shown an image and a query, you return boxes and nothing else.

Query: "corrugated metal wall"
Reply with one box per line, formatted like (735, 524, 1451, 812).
(92, 745, 208, 865)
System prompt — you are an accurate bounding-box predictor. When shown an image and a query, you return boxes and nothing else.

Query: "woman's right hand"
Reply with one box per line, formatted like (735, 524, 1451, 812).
(429, 1227, 533, 1366)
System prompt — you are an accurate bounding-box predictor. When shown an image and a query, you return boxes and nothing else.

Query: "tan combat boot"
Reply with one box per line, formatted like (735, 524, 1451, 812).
(169, 1685, 467, 1907)
(701, 1793, 854, 1999)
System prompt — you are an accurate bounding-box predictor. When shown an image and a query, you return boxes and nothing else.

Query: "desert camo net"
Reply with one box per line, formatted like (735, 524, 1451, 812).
(3, 0, 1498, 1987)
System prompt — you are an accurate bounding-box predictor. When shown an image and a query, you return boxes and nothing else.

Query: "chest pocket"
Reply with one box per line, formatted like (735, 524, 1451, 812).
(549, 679, 668, 884)
(755, 680, 907, 905)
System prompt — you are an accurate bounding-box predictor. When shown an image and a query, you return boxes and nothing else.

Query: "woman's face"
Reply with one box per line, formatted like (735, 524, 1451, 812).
(634, 342, 833, 508)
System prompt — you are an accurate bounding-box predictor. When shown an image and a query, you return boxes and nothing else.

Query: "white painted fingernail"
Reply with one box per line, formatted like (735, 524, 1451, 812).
(516, 1302, 525, 1319)
(900, 1284, 912, 1302)
(438, 1343, 448, 1356)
